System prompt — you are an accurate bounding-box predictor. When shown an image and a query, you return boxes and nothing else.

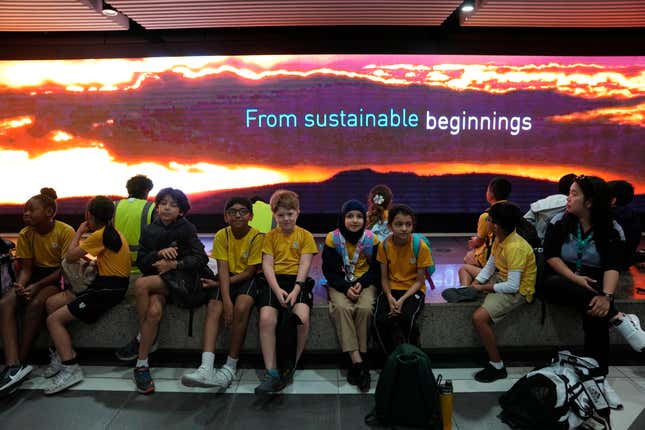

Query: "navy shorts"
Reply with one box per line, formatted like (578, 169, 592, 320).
(208, 276, 257, 302)
(67, 276, 128, 324)
(255, 274, 314, 310)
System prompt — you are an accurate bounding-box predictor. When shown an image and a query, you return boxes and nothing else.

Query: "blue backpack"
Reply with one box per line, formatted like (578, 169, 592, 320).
(330, 229, 375, 260)
(383, 233, 436, 289)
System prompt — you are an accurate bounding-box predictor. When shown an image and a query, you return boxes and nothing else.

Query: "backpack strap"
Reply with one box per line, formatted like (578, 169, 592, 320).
(361, 229, 375, 259)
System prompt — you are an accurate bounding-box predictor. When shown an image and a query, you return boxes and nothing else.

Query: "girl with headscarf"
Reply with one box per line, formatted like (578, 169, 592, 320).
(322, 199, 380, 391)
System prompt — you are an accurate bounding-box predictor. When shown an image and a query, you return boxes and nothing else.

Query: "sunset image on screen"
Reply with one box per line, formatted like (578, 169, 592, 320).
(0, 54, 643, 214)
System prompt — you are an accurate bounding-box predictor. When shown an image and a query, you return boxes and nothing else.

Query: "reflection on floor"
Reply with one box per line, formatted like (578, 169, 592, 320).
(3, 364, 645, 429)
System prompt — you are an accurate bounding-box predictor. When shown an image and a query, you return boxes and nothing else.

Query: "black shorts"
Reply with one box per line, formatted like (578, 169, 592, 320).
(68, 276, 129, 324)
(208, 276, 257, 302)
(255, 274, 314, 310)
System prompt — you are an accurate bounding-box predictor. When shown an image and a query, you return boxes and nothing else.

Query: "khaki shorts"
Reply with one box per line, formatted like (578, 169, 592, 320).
(481, 273, 528, 323)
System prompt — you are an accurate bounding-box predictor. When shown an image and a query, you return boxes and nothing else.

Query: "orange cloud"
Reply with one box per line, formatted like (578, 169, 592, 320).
(547, 102, 645, 127)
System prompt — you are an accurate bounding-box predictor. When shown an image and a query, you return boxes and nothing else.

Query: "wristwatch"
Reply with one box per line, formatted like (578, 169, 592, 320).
(602, 292, 614, 301)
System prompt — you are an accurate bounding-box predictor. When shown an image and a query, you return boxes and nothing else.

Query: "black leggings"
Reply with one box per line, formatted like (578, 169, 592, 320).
(373, 290, 424, 355)
(542, 273, 617, 375)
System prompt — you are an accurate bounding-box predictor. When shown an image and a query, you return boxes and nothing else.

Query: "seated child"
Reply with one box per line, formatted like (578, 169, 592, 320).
(461, 202, 537, 383)
(182, 197, 263, 389)
(322, 199, 379, 391)
(460, 177, 511, 283)
(43, 196, 131, 394)
(254, 190, 317, 395)
(130, 188, 208, 394)
(608, 180, 641, 269)
(366, 184, 393, 241)
(0, 188, 74, 394)
(374, 204, 433, 355)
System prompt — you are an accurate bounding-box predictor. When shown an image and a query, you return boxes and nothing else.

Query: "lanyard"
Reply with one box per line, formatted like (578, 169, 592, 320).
(575, 223, 594, 274)
(338, 232, 366, 283)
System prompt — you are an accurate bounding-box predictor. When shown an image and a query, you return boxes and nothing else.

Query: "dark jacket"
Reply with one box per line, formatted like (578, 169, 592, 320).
(611, 205, 641, 268)
(137, 217, 208, 277)
(322, 243, 380, 294)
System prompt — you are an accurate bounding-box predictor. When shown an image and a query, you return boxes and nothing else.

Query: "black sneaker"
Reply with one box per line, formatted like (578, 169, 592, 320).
(474, 363, 507, 383)
(133, 366, 155, 394)
(116, 336, 158, 361)
(347, 363, 361, 386)
(254, 371, 286, 395)
(0, 364, 33, 393)
(357, 364, 371, 392)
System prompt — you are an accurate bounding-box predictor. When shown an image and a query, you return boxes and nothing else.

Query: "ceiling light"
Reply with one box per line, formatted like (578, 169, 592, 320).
(102, 2, 118, 16)
(461, 1, 475, 13)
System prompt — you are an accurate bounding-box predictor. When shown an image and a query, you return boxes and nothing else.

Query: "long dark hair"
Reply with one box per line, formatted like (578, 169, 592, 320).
(564, 175, 612, 255)
(88, 196, 122, 253)
(367, 184, 393, 229)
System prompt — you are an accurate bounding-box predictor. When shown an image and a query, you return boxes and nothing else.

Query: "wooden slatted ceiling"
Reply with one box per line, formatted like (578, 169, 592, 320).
(108, 0, 464, 29)
(0, 0, 128, 32)
(463, 0, 645, 27)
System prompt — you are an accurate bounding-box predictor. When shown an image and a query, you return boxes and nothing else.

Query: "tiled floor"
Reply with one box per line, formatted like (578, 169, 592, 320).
(3, 364, 645, 429)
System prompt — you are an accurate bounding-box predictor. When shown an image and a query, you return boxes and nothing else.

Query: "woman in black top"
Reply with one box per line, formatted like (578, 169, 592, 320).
(543, 175, 645, 376)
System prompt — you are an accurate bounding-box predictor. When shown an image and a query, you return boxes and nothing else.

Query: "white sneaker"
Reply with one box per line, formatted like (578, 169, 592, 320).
(44, 364, 84, 395)
(602, 381, 623, 410)
(615, 313, 645, 352)
(211, 366, 235, 390)
(42, 350, 63, 378)
(181, 364, 214, 387)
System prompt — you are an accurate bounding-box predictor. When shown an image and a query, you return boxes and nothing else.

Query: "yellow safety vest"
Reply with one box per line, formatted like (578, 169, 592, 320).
(114, 198, 154, 273)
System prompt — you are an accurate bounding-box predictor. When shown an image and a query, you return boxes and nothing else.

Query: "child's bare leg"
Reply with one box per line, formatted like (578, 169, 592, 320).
(46, 306, 78, 361)
(134, 276, 166, 327)
(229, 294, 254, 359)
(19, 284, 60, 362)
(0, 289, 19, 365)
(138, 293, 166, 360)
(292, 303, 310, 362)
(459, 264, 482, 286)
(202, 299, 223, 352)
(258, 306, 278, 369)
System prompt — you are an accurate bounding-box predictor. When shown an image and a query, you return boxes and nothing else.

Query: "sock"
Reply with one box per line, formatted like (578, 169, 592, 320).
(136, 358, 149, 368)
(459, 285, 469, 289)
(136, 332, 141, 342)
(202, 352, 215, 368)
(490, 360, 504, 370)
(267, 368, 280, 378)
(62, 358, 78, 366)
(225, 356, 238, 371)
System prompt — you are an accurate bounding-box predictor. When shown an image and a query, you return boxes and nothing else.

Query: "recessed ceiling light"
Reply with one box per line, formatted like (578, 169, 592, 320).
(461, 1, 475, 13)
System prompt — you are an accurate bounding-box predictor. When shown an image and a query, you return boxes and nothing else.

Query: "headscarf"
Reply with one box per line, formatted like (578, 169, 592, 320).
(338, 199, 367, 245)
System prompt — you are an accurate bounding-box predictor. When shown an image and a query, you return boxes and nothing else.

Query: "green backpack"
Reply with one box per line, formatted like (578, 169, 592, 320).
(365, 343, 442, 429)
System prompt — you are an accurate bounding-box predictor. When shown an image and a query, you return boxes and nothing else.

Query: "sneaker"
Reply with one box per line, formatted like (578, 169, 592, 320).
(254, 371, 286, 395)
(474, 363, 507, 383)
(614, 314, 645, 352)
(42, 349, 63, 378)
(602, 381, 624, 410)
(116, 336, 159, 361)
(43, 364, 83, 395)
(211, 365, 235, 390)
(347, 363, 361, 386)
(181, 364, 215, 388)
(0, 364, 33, 393)
(134, 366, 155, 394)
(280, 366, 296, 384)
(357, 364, 371, 392)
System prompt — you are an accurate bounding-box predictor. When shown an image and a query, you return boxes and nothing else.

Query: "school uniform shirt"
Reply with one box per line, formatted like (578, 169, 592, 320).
(474, 200, 507, 266)
(15, 220, 74, 268)
(80, 227, 131, 277)
(479, 231, 537, 301)
(211, 226, 263, 275)
(324, 232, 378, 279)
(376, 236, 433, 293)
(262, 226, 317, 276)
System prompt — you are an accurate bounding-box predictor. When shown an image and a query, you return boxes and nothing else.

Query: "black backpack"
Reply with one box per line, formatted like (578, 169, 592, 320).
(365, 343, 442, 429)
(0, 237, 15, 296)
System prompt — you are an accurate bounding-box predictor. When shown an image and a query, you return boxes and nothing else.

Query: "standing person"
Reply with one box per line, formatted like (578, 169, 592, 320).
(126, 188, 208, 394)
(254, 190, 317, 395)
(373, 204, 434, 355)
(114, 174, 155, 274)
(181, 197, 263, 389)
(0, 188, 74, 394)
(43, 196, 131, 394)
(366, 184, 393, 241)
(461, 202, 537, 382)
(322, 199, 379, 391)
(543, 175, 645, 378)
(248, 196, 275, 234)
(524, 173, 576, 243)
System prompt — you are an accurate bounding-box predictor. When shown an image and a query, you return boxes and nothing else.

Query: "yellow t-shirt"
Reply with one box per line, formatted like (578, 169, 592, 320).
(376, 236, 434, 293)
(80, 227, 131, 277)
(491, 230, 537, 301)
(211, 226, 263, 275)
(324, 231, 379, 279)
(474, 200, 507, 266)
(15, 221, 74, 268)
(262, 226, 318, 276)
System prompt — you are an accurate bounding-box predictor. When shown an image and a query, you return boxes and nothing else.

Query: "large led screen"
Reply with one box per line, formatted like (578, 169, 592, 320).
(0, 55, 643, 216)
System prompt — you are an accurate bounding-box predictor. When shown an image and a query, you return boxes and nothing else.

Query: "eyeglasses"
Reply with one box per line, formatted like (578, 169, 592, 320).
(226, 208, 250, 216)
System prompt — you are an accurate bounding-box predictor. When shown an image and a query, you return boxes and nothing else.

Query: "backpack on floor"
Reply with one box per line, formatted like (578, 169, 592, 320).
(383, 233, 436, 289)
(498, 350, 610, 430)
(365, 343, 442, 429)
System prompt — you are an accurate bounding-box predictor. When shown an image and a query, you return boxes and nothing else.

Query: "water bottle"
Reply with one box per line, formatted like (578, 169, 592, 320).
(439, 378, 453, 430)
